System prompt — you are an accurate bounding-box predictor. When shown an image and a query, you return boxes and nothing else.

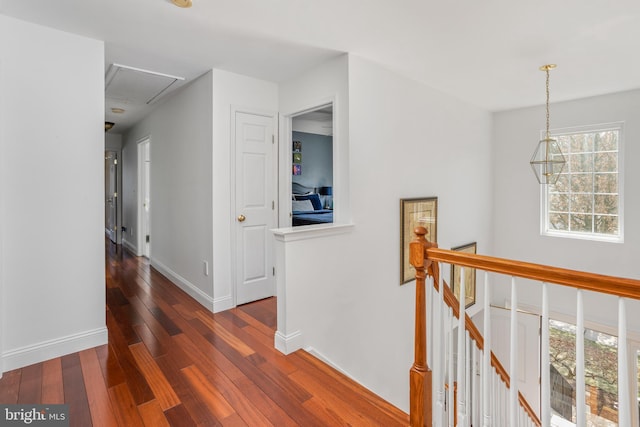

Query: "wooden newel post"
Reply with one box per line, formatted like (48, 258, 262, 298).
(409, 226, 434, 427)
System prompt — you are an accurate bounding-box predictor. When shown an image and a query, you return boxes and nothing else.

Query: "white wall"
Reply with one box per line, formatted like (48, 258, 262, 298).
(121, 133, 138, 253)
(0, 15, 106, 371)
(280, 54, 350, 224)
(123, 72, 214, 310)
(210, 69, 278, 311)
(275, 54, 493, 412)
(492, 89, 640, 331)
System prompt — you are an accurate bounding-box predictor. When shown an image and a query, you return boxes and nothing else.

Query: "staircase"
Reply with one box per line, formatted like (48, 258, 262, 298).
(408, 226, 640, 427)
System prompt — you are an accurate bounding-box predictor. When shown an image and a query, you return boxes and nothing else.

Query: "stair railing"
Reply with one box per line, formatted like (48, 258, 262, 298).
(409, 226, 640, 427)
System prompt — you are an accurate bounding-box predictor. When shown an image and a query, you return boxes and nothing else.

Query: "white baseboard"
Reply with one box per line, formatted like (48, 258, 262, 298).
(122, 238, 139, 256)
(1, 327, 108, 372)
(274, 330, 302, 354)
(305, 346, 354, 379)
(151, 258, 215, 312)
(213, 295, 234, 313)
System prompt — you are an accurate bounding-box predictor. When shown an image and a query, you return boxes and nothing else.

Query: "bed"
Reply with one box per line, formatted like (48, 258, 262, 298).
(292, 183, 333, 226)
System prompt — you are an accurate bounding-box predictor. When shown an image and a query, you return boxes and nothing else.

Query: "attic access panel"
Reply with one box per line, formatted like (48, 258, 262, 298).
(105, 63, 185, 105)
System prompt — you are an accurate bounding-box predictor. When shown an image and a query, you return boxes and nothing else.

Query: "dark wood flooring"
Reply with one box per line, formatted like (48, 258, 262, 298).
(0, 242, 408, 426)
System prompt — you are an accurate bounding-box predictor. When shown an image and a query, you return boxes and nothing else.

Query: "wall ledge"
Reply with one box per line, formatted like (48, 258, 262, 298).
(272, 223, 354, 242)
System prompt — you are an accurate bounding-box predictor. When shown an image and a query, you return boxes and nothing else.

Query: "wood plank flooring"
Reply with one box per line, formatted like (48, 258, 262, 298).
(0, 243, 408, 426)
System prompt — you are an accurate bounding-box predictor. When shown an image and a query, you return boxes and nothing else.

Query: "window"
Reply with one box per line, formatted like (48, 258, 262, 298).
(549, 319, 619, 426)
(543, 123, 623, 242)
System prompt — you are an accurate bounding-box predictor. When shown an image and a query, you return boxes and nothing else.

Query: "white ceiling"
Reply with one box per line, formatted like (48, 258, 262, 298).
(3, 0, 640, 131)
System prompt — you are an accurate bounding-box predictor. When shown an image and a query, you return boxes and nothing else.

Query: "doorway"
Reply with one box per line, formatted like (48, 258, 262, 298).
(105, 151, 118, 243)
(138, 137, 151, 258)
(289, 104, 334, 227)
(233, 109, 278, 305)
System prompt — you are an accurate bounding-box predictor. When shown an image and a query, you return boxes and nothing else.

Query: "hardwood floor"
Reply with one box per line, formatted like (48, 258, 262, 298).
(0, 243, 408, 426)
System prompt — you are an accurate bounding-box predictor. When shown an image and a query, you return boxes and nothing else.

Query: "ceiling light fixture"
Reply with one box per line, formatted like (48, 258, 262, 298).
(172, 0, 192, 8)
(111, 107, 125, 114)
(530, 64, 566, 184)
(105, 122, 114, 132)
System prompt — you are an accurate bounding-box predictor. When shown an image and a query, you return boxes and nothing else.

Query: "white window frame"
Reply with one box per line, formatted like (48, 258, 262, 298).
(541, 122, 624, 243)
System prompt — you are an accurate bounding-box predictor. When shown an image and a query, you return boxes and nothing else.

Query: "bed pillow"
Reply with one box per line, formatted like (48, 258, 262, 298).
(292, 199, 314, 212)
(294, 193, 322, 210)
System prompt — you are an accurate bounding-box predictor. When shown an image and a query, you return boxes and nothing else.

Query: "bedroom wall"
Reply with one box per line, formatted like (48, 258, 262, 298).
(492, 89, 640, 332)
(0, 15, 106, 371)
(122, 71, 214, 309)
(291, 131, 333, 190)
(276, 54, 493, 412)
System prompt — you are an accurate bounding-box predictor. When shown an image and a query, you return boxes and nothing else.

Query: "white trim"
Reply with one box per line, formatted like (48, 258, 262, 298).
(274, 330, 302, 354)
(272, 223, 354, 243)
(280, 96, 337, 227)
(121, 238, 138, 256)
(230, 106, 279, 308)
(305, 346, 359, 381)
(151, 257, 214, 312)
(541, 122, 624, 243)
(1, 327, 107, 372)
(213, 296, 234, 313)
(137, 136, 151, 258)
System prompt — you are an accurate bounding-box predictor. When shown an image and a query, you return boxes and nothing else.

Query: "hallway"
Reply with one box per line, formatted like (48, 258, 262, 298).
(0, 243, 408, 426)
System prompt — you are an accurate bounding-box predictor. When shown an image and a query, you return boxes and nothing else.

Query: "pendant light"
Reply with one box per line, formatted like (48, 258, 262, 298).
(530, 64, 566, 184)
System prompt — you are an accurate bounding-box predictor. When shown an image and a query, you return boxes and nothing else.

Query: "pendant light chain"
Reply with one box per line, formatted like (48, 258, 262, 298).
(545, 67, 551, 140)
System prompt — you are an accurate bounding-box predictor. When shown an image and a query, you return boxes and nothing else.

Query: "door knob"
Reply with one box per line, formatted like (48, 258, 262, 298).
(237, 214, 246, 222)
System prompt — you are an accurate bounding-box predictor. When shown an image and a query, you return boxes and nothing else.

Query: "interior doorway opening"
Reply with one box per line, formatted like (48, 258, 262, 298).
(290, 104, 334, 227)
(105, 151, 119, 243)
(138, 137, 151, 258)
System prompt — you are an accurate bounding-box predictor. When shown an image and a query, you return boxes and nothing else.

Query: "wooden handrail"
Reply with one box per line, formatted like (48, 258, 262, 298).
(426, 247, 640, 300)
(429, 264, 542, 426)
(410, 226, 543, 426)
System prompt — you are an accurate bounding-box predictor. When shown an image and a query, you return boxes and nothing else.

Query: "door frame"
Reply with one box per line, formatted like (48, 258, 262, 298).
(230, 106, 278, 307)
(104, 150, 119, 243)
(278, 97, 335, 227)
(137, 136, 151, 258)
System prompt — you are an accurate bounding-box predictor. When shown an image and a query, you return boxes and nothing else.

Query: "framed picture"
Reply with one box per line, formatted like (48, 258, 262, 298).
(293, 140, 302, 152)
(292, 164, 302, 175)
(293, 152, 302, 163)
(400, 197, 437, 284)
(451, 242, 477, 308)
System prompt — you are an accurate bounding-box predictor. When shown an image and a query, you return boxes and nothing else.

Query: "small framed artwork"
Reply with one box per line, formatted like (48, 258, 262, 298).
(451, 242, 477, 308)
(293, 140, 302, 152)
(292, 164, 302, 175)
(293, 152, 302, 163)
(400, 197, 437, 284)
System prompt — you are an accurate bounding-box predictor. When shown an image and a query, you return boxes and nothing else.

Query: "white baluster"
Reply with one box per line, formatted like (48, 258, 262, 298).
(576, 290, 585, 427)
(448, 307, 455, 427)
(465, 332, 471, 427)
(483, 272, 492, 427)
(457, 268, 467, 426)
(427, 275, 433, 370)
(509, 277, 518, 427)
(618, 297, 630, 427)
(541, 282, 550, 427)
(435, 272, 445, 427)
(472, 344, 478, 426)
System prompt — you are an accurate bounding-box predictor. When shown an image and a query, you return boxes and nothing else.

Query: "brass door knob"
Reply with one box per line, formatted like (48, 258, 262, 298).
(237, 214, 246, 222)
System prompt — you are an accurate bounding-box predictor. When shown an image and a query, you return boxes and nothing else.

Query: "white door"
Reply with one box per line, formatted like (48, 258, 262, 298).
(491, 306, 541, 417)
(138, 139, 151, 258)
(105, 151, 118, 243)
(234, 111, 277, 305)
